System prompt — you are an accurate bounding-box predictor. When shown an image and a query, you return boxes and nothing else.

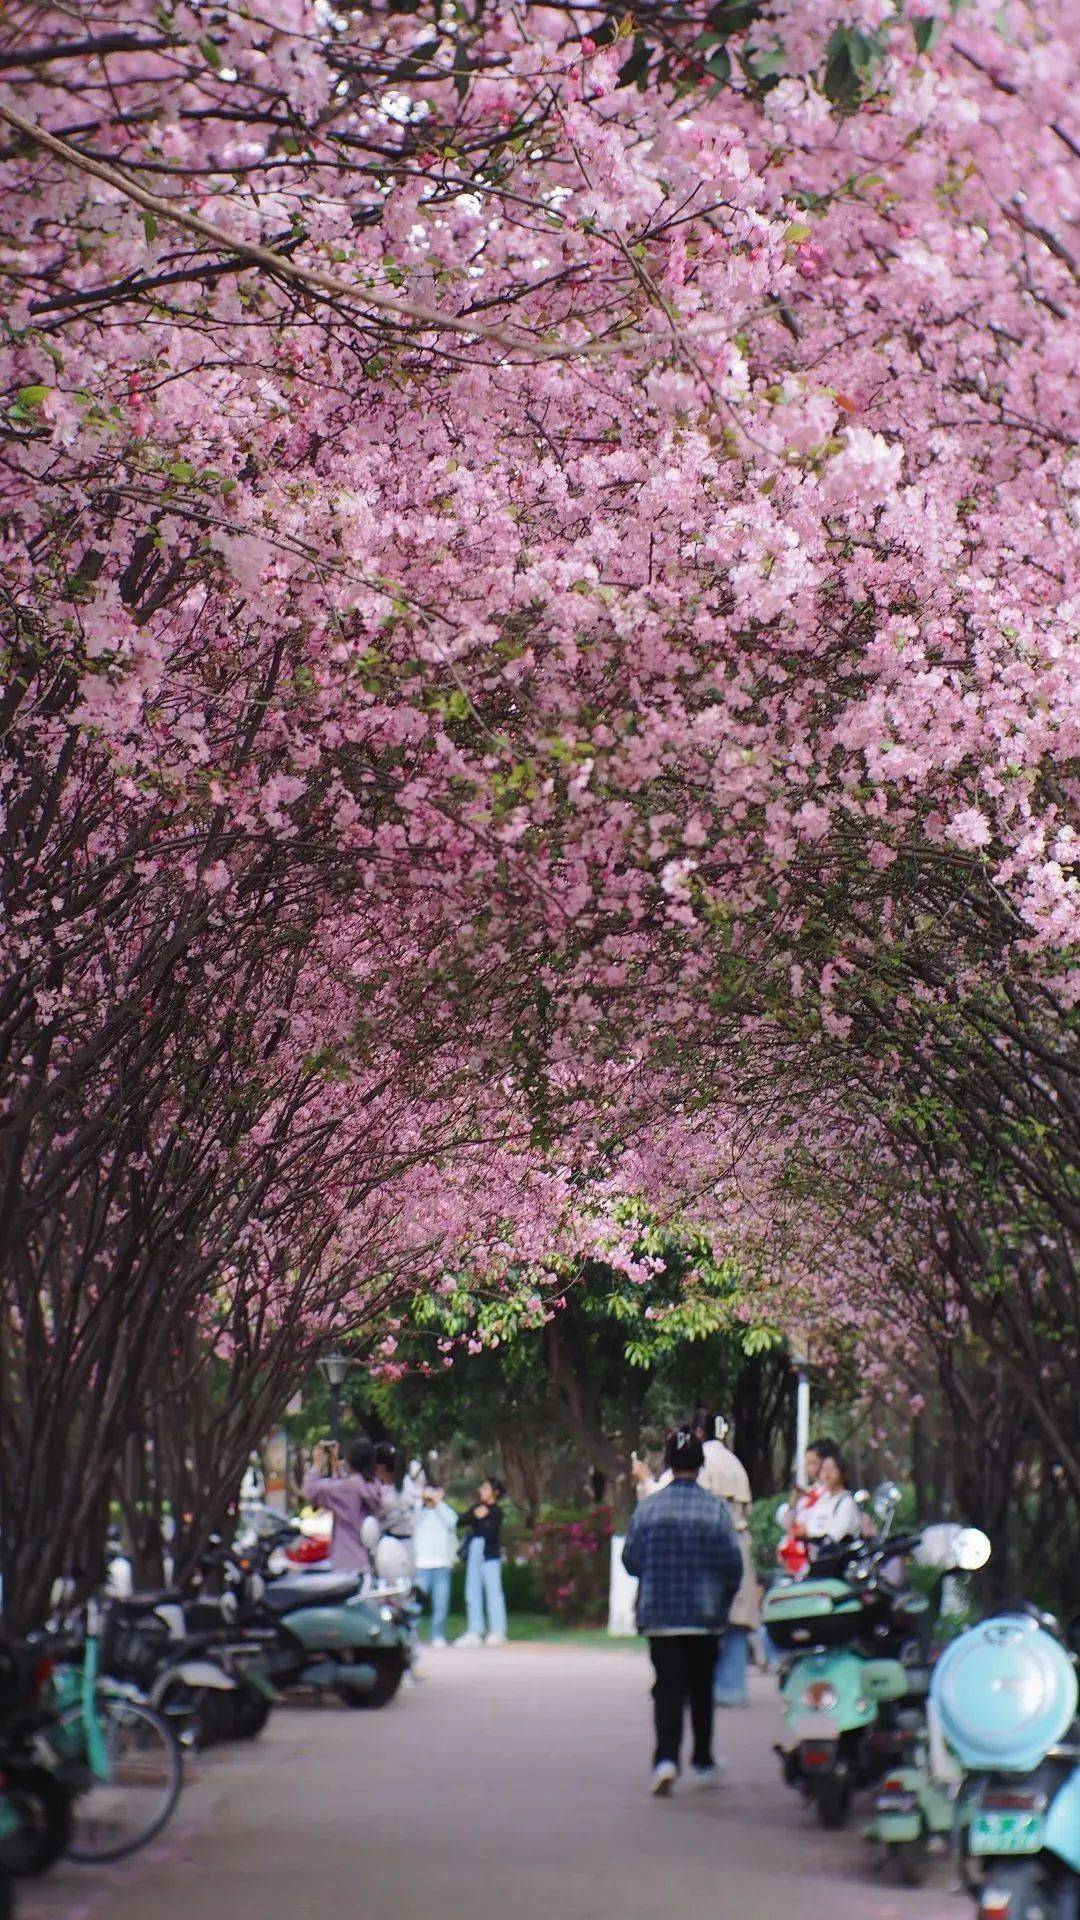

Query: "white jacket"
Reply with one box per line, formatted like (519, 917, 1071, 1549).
(413, 1497, 458, 1570)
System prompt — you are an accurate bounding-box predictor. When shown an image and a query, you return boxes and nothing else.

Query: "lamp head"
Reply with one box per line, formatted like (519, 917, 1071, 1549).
(318, 1348, 349, 1389)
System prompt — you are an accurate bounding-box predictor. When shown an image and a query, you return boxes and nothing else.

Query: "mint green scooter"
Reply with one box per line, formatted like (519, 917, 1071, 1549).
(867, 1697, 963, 1882)
(765, 1509, 990, 1836)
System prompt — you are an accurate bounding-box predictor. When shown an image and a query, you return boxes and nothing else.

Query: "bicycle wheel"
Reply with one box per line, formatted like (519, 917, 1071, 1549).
(56, 1692, 182, 1864)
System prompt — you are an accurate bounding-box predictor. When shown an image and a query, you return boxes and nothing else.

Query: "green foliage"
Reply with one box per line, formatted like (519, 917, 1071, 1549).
(315, 1219, 794, 1509)
(748, 1493, 785, 1574)
(582, 1, 944, 109)
(822, 24, 888, 109)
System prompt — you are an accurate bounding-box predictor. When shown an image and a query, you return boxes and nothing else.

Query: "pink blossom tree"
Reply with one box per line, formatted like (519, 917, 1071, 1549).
(1, 0, 1077, 1619)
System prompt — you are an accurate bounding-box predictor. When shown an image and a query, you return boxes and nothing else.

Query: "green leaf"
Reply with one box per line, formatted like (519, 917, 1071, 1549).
(913, 16, 943, 52)
(848, 27, 881, 74)
(707, 0, 762, 33)
(744, 41, 787, 82)
(198, 35, 223, 70)
(142, 211, 158, 243)
(618, 35, 651, 88)
(705, 45, 732, 89)
(16, 384, 49, 407)
(823, 28, 863, 108)
(167, 459, 195, 482)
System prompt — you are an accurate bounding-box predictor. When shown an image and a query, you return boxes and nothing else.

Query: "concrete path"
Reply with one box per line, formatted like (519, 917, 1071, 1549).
(23, 1645, 961, 1920)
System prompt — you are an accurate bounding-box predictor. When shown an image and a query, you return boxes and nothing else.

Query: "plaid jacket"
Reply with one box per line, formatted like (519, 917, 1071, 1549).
(622, 1479, 742, 1635)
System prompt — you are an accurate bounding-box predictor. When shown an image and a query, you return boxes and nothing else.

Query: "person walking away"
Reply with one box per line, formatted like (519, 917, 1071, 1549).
(413, 1484, 458, 1645)
(456, 1478, 508, 1647)
(301, 1438, 381, 1574)
(372, 1442, 420, 1583)
(631, 1411, 760, 1706)
(622, 1428, 742, 1796)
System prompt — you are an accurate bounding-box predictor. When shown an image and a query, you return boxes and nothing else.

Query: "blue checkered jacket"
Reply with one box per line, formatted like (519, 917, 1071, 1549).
(622, 1479, 742, 1635)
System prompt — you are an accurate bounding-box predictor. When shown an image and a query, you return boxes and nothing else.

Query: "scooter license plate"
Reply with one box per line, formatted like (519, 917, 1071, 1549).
(970, 1811, 1044, 1856)
(790, 1714, 840, 1742)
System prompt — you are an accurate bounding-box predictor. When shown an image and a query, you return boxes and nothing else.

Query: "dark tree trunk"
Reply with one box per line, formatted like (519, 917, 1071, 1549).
(732, 1352, 795, 1497)
(911, 1411, 928, 1523)
(542, 1310, 627, 1482)
(498, 1440, 553, 1525)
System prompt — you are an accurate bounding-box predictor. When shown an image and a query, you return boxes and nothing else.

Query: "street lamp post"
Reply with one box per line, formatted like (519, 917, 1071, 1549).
(317, 1348, 350, 1447)
(789, 1332, 813, 1487)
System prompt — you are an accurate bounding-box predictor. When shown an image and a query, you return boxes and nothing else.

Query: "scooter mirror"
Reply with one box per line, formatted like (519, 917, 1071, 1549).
(951, 1527, 991, 1571)
(872, 1480, 902, 1517)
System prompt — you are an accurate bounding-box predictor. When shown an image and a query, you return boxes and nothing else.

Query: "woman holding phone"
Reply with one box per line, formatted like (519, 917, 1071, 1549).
(301, 1437, 382, 1573)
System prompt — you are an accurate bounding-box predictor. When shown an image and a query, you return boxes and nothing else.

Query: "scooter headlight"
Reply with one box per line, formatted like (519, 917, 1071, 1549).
(804, 1681, 839, 1712)
(379, 1607, 395, 1624)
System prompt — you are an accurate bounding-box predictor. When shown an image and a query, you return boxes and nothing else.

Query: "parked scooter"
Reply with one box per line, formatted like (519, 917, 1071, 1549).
(932, 1608, 1080, 1920)
(866, 1685, 964, 1882)
(0, 1639, 73, 1883)
(764, 1501, 990, 1830)
(198, 1526, 415, 1709)
(99, 1592, 252, 1748)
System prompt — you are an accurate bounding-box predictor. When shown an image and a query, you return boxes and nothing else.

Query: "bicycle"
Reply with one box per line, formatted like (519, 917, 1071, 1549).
(42, 1599, 183, 1864)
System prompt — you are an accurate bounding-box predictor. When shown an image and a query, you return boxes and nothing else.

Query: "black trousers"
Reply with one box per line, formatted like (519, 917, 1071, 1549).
(648, 1634, 718, 1769)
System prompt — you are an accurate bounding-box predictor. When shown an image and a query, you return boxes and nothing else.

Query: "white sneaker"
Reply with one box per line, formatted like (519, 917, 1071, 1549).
(430, 1636, 448, 1649)
(484, 1634, 508, 1647)
(455, 1631, 483, 1648)
(689, 1761, 726, 1789)
(650, 1761, 678, 1797)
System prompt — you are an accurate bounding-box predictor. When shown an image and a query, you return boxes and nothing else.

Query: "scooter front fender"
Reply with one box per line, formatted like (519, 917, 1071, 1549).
(151, 1659, 237, 1705)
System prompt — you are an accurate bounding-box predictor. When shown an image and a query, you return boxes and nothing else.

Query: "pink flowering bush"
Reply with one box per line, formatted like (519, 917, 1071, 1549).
(519, 1508, 615, 1625)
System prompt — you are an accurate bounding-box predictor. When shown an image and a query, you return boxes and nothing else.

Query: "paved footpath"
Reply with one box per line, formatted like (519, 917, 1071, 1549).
(23, 1645, 962, 1920)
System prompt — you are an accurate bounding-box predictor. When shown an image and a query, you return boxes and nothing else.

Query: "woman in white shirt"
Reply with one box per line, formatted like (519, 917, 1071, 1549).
(800, 1449, 861, 1553)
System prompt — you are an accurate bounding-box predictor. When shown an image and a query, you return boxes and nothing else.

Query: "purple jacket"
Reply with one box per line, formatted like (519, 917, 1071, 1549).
(301, 1469, 381, 1573)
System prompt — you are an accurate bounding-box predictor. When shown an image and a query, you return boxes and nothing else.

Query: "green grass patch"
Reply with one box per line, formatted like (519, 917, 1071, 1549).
(425, 1611, 637, 1650)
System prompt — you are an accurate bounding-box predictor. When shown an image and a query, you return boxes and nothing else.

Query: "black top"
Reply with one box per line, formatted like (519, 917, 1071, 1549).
(462, 1502, 502, 1561)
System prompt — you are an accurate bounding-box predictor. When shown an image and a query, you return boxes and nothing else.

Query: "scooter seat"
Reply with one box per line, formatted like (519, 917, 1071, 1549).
(115, 1589, 185, 1614)
(263, 1570, 359, 1612)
